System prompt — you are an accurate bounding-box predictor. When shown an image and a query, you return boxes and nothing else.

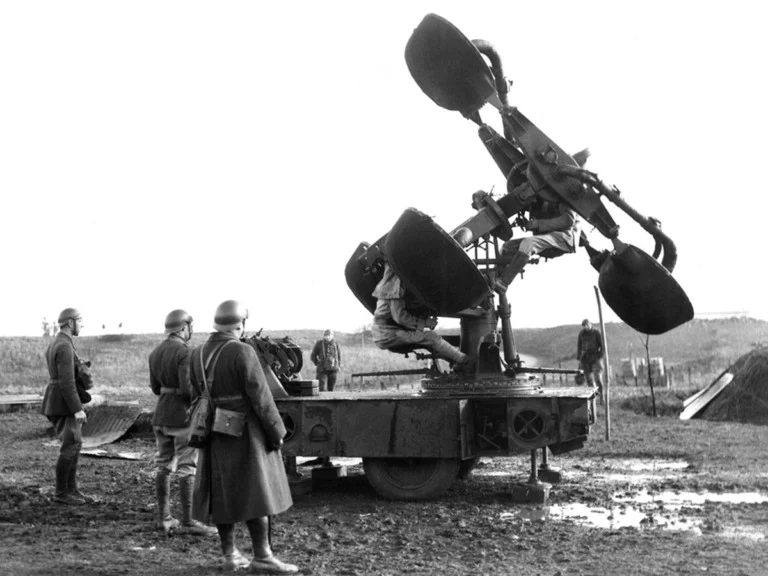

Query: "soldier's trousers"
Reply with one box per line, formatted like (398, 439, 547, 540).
(316, 370, 338, 392)
(154, 425, 198, 477)
(48, 415, 82, 497)
(579, 357, 604, 391)
(501, 231, 573, 259)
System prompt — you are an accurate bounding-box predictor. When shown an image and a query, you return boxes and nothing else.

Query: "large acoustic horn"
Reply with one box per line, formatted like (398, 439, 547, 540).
(598, 244, 694, 335)
(405, 13, 496, 117)
(345, 241, 384, 315)
(385, 208, 489, 316)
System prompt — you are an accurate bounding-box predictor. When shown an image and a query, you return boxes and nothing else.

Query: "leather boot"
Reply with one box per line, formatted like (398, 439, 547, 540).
(68, 455, 97, 503)
(247, 517, 298, 574)
(177, 475, 217, 536)
(53, 455, 83, 505)
(494, 252, 530, 293)
(155, 472, 179, 533)
(219, 523, 250, 570)
(431, 338, 468, 364)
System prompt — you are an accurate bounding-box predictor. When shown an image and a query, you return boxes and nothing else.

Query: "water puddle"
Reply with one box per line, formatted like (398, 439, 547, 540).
(500, 489, 768, 541)
(567, 459, 696, 484)
(296, 456, 362, 467)
(475, 458, 694, 483)
(614, 489, 767, 506)
(625, 460, 690, 471)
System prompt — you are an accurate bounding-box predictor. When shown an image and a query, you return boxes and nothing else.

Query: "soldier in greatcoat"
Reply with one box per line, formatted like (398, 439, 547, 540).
(41, 308, 95, 505)
(149, 309, 216, 536)
(190, 300, 297, 574)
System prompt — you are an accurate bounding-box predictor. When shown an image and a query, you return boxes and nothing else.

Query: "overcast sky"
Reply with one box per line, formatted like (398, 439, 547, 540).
(1, 1, 765, 337)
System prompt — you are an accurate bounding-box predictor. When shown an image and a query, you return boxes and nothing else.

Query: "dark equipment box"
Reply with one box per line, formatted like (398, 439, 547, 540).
(284, 379, 319, 397)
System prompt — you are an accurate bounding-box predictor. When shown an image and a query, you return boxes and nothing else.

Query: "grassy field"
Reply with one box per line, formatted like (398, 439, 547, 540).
(0, 330, 420, 408)
(2, 317, 764, 411)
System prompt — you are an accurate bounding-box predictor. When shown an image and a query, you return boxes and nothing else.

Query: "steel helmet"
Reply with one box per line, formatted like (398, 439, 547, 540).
(57, 308, 82, 326)
(164, 309, 193, 334)
(213, 300, 249, 331)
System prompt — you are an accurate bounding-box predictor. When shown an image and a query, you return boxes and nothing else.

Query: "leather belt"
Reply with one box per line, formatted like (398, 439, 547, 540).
(160, 387, 183, 395)
(213, 394, 244, 402)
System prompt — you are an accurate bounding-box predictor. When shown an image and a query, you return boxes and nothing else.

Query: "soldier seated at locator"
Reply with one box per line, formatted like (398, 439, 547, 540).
(371, 263, 474, 374)
(493, 193, 580, 294)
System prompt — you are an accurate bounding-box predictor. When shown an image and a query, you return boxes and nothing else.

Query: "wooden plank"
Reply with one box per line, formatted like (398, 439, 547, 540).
(679, 373, 733, 421)
(683, 364, 736, 408)
(0, 394, 43, 413)
(683, 372, 732, 408)
(0, 394, 43, 405)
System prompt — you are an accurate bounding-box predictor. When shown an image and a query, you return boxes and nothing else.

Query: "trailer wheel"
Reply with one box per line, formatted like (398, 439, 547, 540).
(456, 457, 480, 480)
(279, 412, 296, 442)
(363, 457, 460, 500)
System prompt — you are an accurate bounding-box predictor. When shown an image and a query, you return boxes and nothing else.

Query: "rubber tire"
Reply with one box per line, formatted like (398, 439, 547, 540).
(456, 457, 480, 480)
(363, 457, 460, 501)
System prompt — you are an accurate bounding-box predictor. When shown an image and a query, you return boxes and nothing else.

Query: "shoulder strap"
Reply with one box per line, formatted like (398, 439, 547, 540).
(199, 340, 234, 396)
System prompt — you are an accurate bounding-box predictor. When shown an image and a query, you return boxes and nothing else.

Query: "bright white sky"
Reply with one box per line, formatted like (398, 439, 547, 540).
(1, 1, 765, 337)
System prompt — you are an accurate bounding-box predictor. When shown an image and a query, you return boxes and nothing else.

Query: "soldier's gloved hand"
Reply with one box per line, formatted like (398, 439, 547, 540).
(526, 219, 539, 233)
(425, 317, 438, 330)
(74, 410, 87, 424)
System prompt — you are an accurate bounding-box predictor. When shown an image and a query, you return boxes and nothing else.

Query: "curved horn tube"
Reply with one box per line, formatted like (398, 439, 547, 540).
(557, 164, 678, 272)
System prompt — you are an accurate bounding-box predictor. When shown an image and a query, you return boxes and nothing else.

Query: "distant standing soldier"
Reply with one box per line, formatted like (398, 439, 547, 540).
(577, 319, 604, 394)
(148, 309, 216, 536)
(310, 329, 342, 392)
(41, 308, 95, 505)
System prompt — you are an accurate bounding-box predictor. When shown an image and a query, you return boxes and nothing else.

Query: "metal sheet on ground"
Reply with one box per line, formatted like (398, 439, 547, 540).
(81, 449, 145, 460)
(679, 373, 734, 421)
(80, 403, 145, 448)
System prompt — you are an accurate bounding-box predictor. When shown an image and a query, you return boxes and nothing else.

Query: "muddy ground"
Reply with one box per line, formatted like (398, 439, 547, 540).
(1, 407, 767, 576)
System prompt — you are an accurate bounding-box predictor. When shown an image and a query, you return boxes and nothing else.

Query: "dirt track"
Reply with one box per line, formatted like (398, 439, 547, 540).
(1, 409, 767, 576)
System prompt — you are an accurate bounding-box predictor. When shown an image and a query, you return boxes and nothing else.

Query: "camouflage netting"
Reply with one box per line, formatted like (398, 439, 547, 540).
(698, 347, 768, 425)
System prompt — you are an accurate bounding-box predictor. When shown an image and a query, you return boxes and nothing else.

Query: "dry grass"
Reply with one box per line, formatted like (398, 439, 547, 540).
(0, 321, 751, 410)
(0, 331, 421, 404)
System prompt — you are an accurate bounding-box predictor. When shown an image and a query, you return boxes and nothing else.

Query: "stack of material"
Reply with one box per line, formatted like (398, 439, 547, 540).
(698, 347, 768, 425)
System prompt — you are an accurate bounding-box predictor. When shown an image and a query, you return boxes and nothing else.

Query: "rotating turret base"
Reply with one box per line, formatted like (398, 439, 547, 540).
(419, 372, 542, 396)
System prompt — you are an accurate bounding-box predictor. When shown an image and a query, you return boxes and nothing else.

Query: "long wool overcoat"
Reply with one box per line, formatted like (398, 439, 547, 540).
(190, 331, 292, 524)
